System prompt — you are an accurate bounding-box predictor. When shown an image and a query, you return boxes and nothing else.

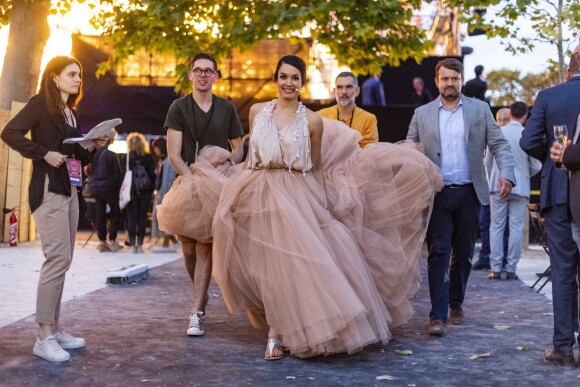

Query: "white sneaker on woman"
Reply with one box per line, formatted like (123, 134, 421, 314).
(33, 336, 70, 362)
(54, 329, 86, 349)
(186, 312, 205, 336)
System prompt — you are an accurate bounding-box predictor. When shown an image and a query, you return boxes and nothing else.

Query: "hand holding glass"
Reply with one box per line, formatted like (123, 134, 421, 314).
(553, 125, 568, 169)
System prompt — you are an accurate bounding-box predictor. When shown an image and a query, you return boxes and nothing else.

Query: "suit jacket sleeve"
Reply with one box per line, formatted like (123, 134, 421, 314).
(563, 143, 580, 171)
(406, 112, 419, 142)
(520, 91, 547, 161)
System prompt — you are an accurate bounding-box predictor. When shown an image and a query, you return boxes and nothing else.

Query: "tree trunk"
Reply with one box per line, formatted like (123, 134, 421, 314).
(0, 0, 51, 109)
(556, 0, 565, 84)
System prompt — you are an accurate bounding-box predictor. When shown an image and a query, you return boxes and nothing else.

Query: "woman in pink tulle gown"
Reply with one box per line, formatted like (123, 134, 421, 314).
(211, 55, 443, 360)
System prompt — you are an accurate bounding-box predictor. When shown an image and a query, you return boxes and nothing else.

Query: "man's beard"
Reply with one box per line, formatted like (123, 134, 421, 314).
(440, 87, 460, 101)
(337, 97, 355, 107)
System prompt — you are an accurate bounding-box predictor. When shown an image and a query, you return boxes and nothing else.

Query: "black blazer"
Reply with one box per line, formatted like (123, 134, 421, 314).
(1, 94, 94, 213)
(462, 77, 487, 101)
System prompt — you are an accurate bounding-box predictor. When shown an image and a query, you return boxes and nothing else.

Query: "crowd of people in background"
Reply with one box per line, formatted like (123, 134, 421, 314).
(2, 42, 579, 369)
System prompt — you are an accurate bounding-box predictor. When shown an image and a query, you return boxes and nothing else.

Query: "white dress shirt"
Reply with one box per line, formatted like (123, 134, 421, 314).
(438, 98, 472, 185)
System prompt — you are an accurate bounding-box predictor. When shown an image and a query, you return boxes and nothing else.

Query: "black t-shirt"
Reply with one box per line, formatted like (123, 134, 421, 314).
(164, 93, 244, 165)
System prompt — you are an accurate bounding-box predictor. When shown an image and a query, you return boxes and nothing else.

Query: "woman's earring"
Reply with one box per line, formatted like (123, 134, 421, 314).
(56, 82, 60, 89)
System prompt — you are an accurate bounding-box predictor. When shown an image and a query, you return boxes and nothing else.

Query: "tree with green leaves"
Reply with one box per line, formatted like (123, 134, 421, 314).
(446, 0, 579, 83)
(92, 0, 432, 92)
(0, 0, 91, 110)
(486, 67, 558, 106)
(0, 0, 50, 110)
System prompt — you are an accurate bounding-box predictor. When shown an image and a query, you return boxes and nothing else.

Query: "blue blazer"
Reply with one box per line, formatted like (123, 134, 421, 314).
(520, 76, 580, 211)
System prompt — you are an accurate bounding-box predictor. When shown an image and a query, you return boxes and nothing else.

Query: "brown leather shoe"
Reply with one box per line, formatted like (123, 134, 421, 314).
(543, 347, 575, 368)
(427, 320, 446, 336)
(449, 308, 464, 325)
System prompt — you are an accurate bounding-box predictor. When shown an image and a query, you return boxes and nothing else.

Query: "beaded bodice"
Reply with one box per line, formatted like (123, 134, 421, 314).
(248, 99, 312, 172)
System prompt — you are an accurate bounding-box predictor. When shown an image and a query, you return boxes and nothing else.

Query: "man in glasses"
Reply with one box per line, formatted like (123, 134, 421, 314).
(317, 71, 379, 148)
(164, 52, 244, 337)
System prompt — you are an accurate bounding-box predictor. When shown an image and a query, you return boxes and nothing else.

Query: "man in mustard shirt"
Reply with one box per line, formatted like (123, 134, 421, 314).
(317, 72, 379, 148)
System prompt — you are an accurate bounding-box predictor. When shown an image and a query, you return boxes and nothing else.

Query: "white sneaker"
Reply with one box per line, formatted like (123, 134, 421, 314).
(54, 330, 86, 349)
(33, 336, 70, 362)
(186, 312, 205, 336)
(108, 240, 123, 252)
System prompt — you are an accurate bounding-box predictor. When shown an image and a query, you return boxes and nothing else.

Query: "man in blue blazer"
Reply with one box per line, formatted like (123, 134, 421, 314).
(407, 58, 515, 337)
(361, 73, 386, 107)
(522, 52, 580, 367)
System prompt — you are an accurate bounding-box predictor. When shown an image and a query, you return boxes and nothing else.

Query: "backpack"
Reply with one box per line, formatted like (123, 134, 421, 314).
(132, 158, 152, 193)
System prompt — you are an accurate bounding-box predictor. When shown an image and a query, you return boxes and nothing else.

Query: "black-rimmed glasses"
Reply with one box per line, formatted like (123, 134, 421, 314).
(192, 67, 217, 76)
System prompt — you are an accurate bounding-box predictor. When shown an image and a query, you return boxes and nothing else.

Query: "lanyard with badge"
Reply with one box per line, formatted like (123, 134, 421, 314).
(63, 107, 83, 186)
(336, 106, 355, 128)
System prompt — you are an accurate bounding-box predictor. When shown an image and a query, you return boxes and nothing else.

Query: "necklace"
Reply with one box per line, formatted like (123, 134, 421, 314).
(63, 107, 76, 127)
(336, 106, 355, 128)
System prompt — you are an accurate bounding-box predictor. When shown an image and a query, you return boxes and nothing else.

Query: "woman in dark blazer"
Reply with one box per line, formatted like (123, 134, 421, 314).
(1, 56, 108, 362)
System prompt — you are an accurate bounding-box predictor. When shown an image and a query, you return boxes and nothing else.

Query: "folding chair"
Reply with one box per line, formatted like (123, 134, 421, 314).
(82, 197, 98, 248)
(527, 203, 551, 292)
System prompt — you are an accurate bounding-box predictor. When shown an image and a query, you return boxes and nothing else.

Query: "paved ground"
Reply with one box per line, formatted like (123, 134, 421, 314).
(0, 233, 577, 386)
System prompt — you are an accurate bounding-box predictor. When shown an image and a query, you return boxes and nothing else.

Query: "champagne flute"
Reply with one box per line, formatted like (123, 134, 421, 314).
(553, 125, 568, 169)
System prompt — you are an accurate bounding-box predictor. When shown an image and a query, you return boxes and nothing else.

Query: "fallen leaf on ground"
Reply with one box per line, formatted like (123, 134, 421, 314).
(376, 375, 395, 380)
(395, 349, 413, 355)
(494, 325, 511, 330)
(470, 352, 491, 360)
(516, 344, 530, 351)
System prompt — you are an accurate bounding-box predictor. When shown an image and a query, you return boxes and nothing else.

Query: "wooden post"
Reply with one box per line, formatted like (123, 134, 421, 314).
(2, 102, 35, 243)
(0, 110, 11, 241)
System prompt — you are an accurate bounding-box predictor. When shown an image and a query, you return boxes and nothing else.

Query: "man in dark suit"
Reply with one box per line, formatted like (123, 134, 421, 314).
(462, 65, 487, 102)
(407, 58, 515, 336)
(361, 73, 387, 107)
(521, 52, 580, 368)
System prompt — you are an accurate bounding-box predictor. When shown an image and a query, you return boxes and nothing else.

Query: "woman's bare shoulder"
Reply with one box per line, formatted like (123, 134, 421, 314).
(305, 109, 323, 129)
(249, 102, 269, 115)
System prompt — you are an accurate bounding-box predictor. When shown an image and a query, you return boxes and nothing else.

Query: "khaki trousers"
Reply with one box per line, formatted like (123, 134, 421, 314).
(32, 177, 79, 324)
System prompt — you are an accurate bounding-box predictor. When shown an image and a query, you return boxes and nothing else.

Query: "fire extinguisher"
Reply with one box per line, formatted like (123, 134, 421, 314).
(9, 209, 18, 247)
